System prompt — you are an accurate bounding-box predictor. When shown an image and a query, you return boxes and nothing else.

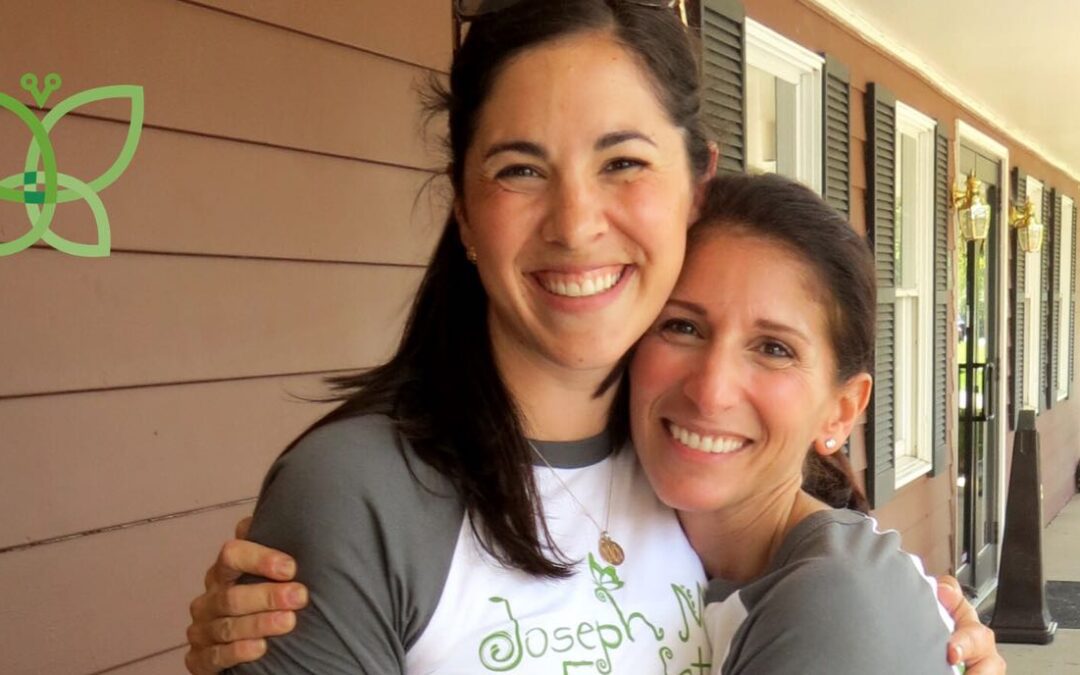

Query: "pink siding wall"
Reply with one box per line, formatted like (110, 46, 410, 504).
(0, 1, 450, 672)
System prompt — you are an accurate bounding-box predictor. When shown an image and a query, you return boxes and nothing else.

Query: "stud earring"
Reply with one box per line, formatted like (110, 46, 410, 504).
(824, 438, 838, 450)
(466, 247, 478, 264)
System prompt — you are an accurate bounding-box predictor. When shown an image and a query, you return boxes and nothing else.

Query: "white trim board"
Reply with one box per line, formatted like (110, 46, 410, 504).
(802, 0, 1080, 187)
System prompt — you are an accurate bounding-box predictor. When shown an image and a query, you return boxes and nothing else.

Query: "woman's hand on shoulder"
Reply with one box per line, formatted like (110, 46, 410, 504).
(184, 516, 309, 675)
(937, 575, 1006, 674)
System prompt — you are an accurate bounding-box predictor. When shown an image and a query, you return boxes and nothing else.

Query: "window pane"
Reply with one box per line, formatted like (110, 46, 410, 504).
(897, 134, 917, 288)
(747, 67, 797, 179)
(747, 66, 777, 174)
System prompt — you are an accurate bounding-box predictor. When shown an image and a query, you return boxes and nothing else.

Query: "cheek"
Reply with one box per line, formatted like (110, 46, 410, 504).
(629, 338, 685, 415)
(466, 192, 537, 259)
(752, 371, 823, 437)
(613, 181, 691, 253)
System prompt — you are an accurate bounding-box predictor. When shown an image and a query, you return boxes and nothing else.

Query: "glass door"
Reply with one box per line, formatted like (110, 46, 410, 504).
(955, 145, 1001, 594)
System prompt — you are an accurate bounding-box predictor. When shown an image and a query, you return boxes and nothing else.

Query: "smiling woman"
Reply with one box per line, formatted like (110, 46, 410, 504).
(632, 173, 958, 674)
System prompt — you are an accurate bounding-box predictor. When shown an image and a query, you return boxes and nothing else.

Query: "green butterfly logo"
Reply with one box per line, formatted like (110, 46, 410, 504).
(0, 73, 144, 257)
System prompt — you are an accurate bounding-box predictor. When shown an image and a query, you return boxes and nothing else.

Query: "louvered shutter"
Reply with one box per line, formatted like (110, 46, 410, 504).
(1050, 191, 1064, 403)
(930, 123, 950, 475)
(1009, 168, 1027, 429)
(701, 0, 746, 174)
(1070, 204, 1077, 398)
(822, 56, 850, 217)
(864, 83, 897, 507)
(1040, 186, 1054, 411)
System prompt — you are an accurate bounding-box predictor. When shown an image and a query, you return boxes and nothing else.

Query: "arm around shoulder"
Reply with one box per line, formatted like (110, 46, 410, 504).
(720, 554, 956, 675)
(227, 416, 460, 674)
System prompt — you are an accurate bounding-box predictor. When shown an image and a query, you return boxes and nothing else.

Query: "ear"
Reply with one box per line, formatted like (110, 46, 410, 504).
(705, 141, 720, 179)
(814, 372, 873, 456)
(454, 197, 473, 251)
(689, 142, 720, 223)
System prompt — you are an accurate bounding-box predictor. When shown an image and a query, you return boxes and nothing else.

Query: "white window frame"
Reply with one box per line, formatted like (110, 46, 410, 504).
(1056, 196, 1074, 401)
(1023, 178, 1044, 410)
(745, 20, 823, 194)
(892, 102, 936, 488)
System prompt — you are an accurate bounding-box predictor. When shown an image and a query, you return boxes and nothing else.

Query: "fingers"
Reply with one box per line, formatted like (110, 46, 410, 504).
(948, 622, 1004, 672)
(187, 610, 296, 647)
(936, 576, 1006, 673)
(207, 539, 297, 588)
(185, 639, 267, 675)
(190, 581, 309, 622)
(937, 577, 978, 627)
(964, 654, 1008, 675)
(234, 516, 254, 540)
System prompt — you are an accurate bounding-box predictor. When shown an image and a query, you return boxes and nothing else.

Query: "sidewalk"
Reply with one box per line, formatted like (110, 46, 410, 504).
(994, 493, 1080, 673)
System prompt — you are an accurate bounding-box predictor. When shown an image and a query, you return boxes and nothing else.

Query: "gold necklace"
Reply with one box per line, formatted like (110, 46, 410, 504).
(528, 441, 625, 566)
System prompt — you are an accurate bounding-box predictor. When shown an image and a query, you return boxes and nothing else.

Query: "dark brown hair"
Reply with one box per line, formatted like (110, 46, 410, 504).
(294, 0, 711, 578)
(690, 173, 875, 513)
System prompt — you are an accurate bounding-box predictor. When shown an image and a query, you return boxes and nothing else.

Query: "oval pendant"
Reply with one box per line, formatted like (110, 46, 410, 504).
(598, 533, 625, 566)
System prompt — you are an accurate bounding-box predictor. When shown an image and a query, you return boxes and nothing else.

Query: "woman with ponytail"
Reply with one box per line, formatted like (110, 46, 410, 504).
(632, 172, 959, 673)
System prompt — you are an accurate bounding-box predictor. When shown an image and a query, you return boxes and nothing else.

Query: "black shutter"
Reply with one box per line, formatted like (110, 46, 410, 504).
(822, 56, 851, 217)
(701, 0, 746, 175)
(1040, 186, 1054, 411)
(930, 123, 950, 476)
(1050, 190, 1064, 404)
(1070, 203, 1077, 398)
(1009, 168, 1027, 429)
(864, 83, 897, 507)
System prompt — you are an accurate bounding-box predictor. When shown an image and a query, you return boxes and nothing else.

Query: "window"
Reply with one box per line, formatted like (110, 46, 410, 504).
(1056, 196, 1074, 401)
(1023, 178, 1044, 409)
(891, 102, 936, 488)
(745, 20, 822, 192)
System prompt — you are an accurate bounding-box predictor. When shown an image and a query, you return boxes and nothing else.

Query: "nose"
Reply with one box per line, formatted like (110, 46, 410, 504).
(541, 172, 608, 248)
(681, 347, 740, 418)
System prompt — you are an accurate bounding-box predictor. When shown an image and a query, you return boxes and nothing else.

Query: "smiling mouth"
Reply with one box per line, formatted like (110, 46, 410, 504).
(534, 265, 627, 298)
(667, 421, 749, 454)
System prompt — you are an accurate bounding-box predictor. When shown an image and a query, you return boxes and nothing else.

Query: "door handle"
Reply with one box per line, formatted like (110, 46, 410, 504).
(969, 362, 995, 422)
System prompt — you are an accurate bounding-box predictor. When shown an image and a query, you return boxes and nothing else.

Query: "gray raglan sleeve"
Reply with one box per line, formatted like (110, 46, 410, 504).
(720, 536, 954, 674)
(225, 416, 464, 675)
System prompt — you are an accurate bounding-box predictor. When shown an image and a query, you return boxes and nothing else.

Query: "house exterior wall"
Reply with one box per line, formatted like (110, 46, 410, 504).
(0, 1, 450, 672)
(746, 0, 1080, 572)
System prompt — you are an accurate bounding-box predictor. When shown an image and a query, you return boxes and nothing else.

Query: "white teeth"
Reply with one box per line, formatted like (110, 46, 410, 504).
(541, 269, 622, 298)
(668, 422, 746, 454)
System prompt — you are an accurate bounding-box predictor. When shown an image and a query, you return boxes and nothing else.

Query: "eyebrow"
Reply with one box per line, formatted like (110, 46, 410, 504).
(483, 140, 547, 161)
(595, 130, 656, 151)
(482, 130, 656, 161)
(666, 299, 707, 315)
(755, 318, 811, 344)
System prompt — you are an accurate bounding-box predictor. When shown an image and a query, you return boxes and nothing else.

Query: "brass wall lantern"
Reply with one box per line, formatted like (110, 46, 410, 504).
(1009, 198, 1044, 253)
(953, 172, 992, 242)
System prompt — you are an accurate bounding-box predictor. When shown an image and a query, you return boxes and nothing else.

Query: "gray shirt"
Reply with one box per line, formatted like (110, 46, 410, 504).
(704, 509, 958, 675)
(227, 415, 711, 674)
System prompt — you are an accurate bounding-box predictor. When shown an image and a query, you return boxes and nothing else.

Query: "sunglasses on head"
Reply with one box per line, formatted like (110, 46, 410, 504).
(454, 0, 683, 21)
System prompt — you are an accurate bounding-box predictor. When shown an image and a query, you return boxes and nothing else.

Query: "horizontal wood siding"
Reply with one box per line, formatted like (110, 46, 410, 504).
(0, 0, 441, 169)
(0, 250, 422, 396)
(0, 375, 336, 548)
(0, 118, 446, 264)
(0, 504, 251, 675)
(0, 1, 450, 672)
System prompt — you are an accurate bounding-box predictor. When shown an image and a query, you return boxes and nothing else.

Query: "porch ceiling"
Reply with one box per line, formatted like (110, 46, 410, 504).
(807, 0, 1080, 186)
